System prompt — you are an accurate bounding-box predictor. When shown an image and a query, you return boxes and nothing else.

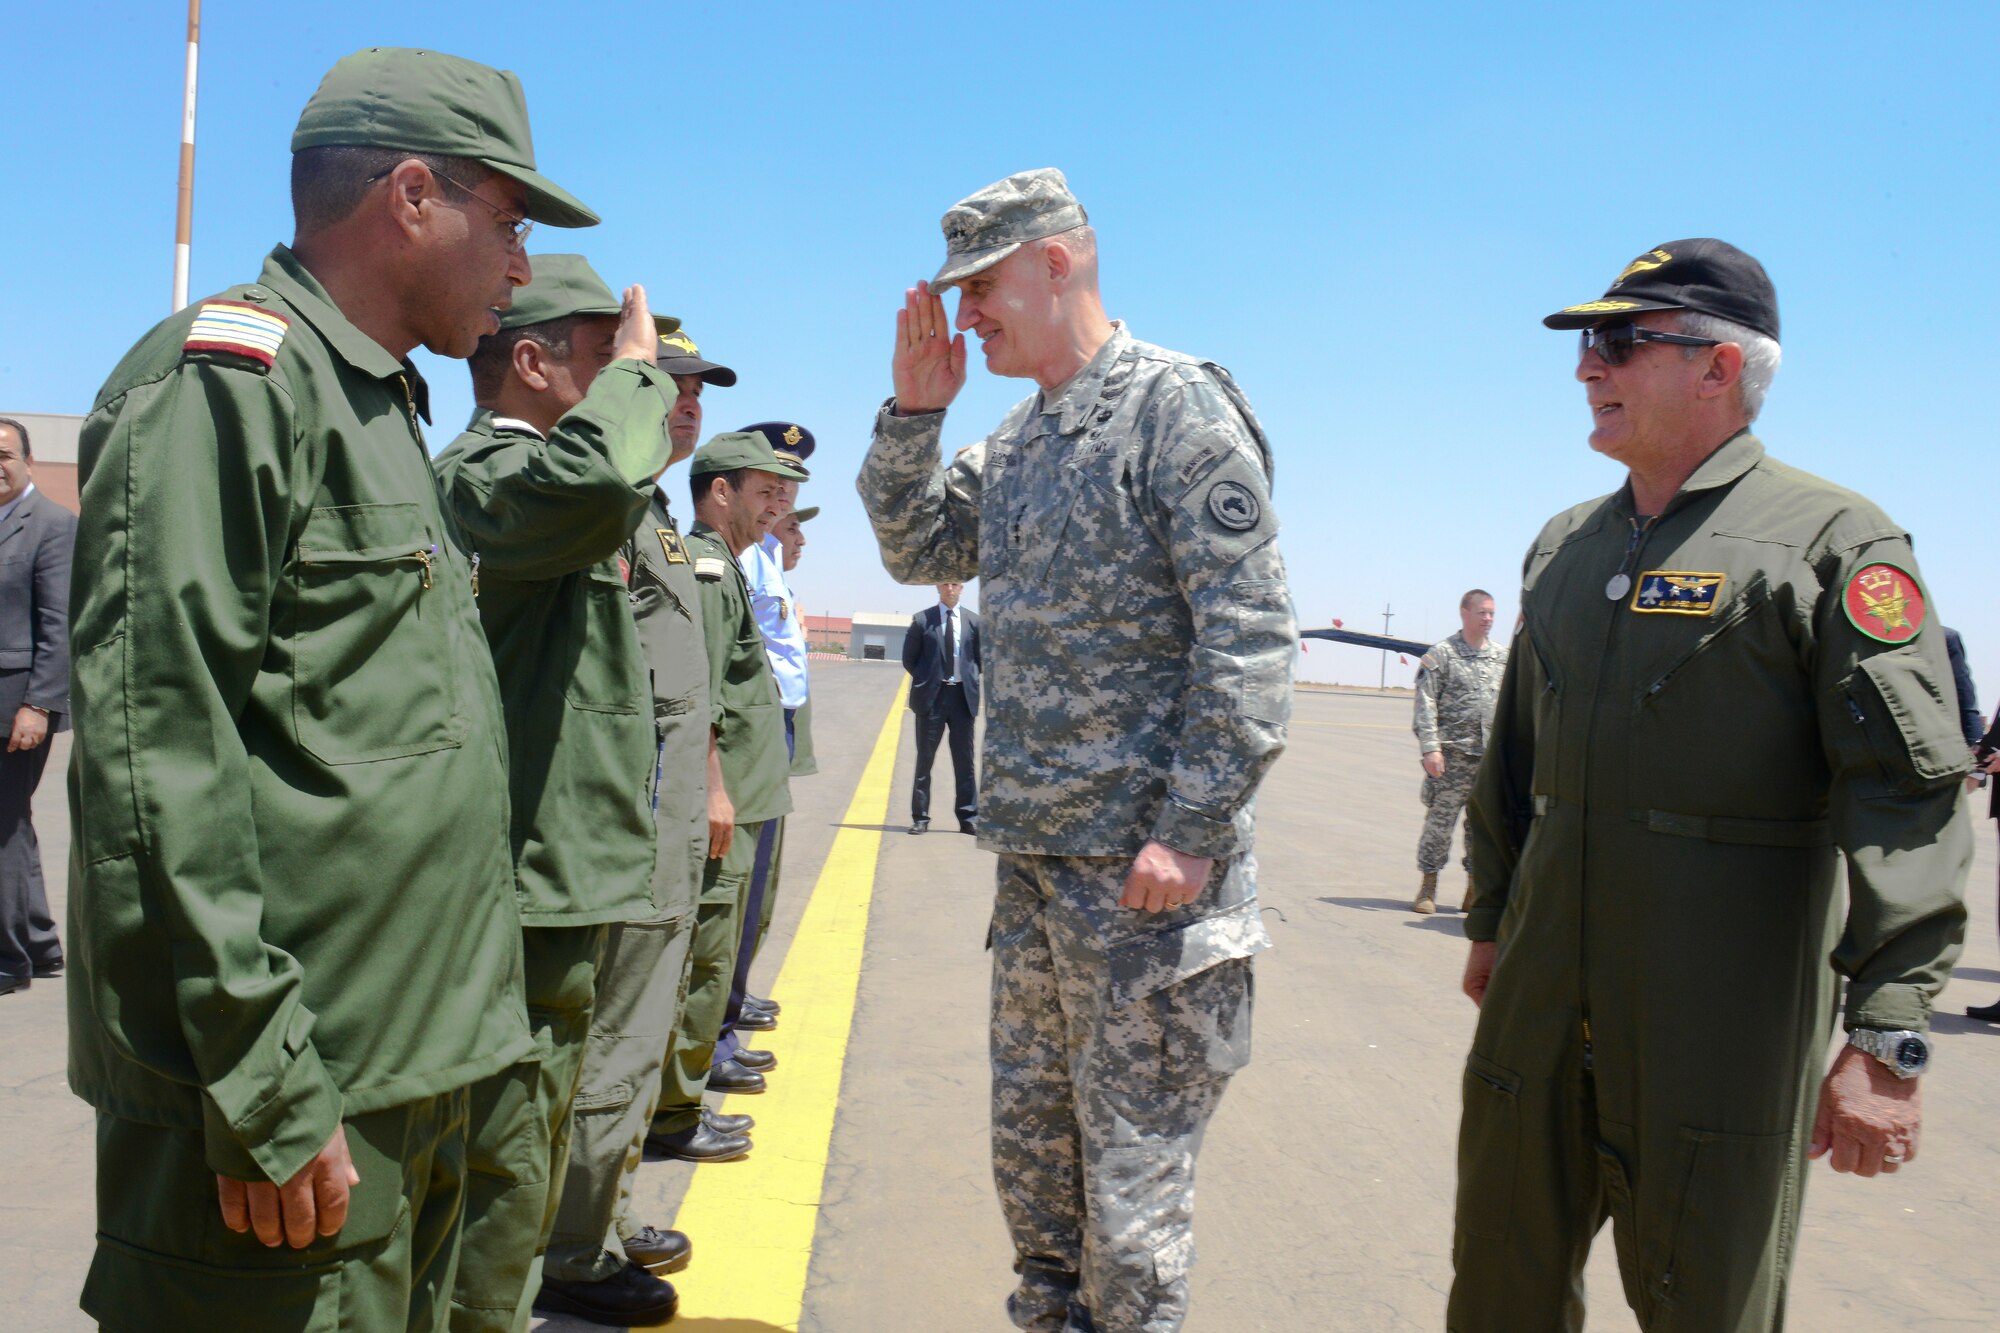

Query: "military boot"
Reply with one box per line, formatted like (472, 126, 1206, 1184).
(1413, 872, 1438, 914)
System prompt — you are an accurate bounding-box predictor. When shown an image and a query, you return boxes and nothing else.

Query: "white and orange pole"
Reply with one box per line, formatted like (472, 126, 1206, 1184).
(171, 0, 201, 312)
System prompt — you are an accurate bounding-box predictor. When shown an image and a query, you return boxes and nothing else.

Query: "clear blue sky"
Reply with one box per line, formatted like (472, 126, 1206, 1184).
(5, 2, 1995, 698)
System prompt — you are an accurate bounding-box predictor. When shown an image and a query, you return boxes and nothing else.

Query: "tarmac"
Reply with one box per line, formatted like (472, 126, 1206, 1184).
(5, 663, 1999, 1331)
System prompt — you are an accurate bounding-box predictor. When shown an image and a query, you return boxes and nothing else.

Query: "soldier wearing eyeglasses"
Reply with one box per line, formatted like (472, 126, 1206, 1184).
(1450, 240, 1971, 1331)
(66, 48, 598, 1332)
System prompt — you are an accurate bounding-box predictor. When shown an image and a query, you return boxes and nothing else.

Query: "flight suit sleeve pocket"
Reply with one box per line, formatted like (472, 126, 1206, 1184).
(1846, 651, 1968, 791)
(1455, 1052, 1521, 1242)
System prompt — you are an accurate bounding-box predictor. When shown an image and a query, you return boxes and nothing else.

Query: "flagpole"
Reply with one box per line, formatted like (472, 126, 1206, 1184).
(172, 0, 201, 312)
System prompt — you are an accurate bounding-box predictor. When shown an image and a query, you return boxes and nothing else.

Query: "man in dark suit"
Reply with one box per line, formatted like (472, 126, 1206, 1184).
(902, 581, 980, 834)
(0, 417, 74, 996)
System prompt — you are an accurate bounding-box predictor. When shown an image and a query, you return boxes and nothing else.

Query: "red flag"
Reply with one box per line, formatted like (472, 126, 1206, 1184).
(1398, 655, 1408, 665)
(1301, 642, 1309, 653)
(1332, 618, 1344, 628)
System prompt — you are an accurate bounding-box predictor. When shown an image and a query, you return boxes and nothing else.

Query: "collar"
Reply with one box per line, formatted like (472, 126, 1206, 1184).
(1448, 630, 1499, 657)
(258, 245, 433, 422)
(1613, 430, 1764, 518)
(0, 482, 36, 526)
(488, 414, 547, 440)
(1039, 321, 1132, 436)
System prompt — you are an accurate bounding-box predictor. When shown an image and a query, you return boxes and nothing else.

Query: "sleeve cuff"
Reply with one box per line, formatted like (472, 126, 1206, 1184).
(1463, 904, 1504, 943)
(1845, 981, 1934, 1034)
(200, 1040, 344, 1185)
(1150, 794, 1243, 860)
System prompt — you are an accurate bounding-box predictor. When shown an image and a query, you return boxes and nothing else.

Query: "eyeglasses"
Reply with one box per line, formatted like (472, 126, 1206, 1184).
(1580, 322, 1721, 366)
(368, 165, 534, 250)
(431, 169, 534, 250)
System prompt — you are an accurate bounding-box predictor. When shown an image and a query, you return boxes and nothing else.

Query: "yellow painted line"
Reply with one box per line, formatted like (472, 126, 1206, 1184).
(666, 679, 908, 1331)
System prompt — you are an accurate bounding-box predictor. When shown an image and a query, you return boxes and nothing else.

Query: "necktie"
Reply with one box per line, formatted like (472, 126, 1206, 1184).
(942, 608, 956, 678)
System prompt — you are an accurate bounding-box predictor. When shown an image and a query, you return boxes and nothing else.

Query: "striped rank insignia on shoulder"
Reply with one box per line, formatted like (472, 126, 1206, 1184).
(184, 300, 290, 369)
(693, 555, 729, 582)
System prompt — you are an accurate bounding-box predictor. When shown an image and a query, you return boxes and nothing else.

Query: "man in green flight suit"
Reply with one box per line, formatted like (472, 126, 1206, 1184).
(431, 255, 680, 1331)
(646, 432, 803, 1157)
(66, 48, 597, 1333)
(1451, 240, 1972, 1332)
(539, 328, 740, 1324)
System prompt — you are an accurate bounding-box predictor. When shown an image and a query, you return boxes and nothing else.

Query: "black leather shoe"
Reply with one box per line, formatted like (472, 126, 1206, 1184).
(746, 994, 780, 1015)
(707, 1057, 767, 1094)
(1967, 998, 2000, 1021)
(30, 958, 62, 979)
(0, 975, 27, 997)
(703, 1106, 755, 1136)
(737, 1005, 777, 1031)
(959, 817, 979, 835)
(909, 818, 929, 834)
(621, 1225, 692, 1274)
(533, 1261, 677, 1326)
(732, 1048, 777, 1072)
(644, 1122, 752, 1162)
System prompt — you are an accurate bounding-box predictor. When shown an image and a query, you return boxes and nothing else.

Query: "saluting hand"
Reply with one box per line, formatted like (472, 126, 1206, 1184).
(892, 283, 966, 415)
(615, 285, 660, 364)
(218, 1124, 360, 1249)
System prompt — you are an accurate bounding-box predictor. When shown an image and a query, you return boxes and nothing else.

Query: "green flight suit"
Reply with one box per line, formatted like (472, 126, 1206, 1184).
(547, 490, 714, 1282)
(68, 245, 531, 1332)
(1452, 432, 1971, 1333)
(651, 520, 793, 1137)
(431, 370, 670, 1332)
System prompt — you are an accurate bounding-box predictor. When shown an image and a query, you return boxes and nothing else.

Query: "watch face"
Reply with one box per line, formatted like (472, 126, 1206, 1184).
(1894, 1037, 1928, 1071)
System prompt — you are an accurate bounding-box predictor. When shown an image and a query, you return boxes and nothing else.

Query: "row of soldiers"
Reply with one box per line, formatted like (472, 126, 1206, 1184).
(65, 47, 822, 1331)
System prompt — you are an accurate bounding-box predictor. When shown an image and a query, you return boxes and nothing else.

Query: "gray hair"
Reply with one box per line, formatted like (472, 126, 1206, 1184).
(1676, 311, 1781, 422)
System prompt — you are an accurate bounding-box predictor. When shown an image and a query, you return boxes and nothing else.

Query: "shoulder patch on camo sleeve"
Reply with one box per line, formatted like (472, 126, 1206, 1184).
(1843, 562, 1927, 643)
(184, 300, 290, 369)
(694, 556, 728, 582)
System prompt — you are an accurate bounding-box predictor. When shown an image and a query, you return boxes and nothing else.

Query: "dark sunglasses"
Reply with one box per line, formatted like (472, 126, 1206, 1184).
(1580, 322, 1721, 366)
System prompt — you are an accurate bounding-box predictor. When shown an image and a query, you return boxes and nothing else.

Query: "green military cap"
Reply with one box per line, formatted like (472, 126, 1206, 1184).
(929, 168, 1088, 294)
(498, 254, 680, 334)
(791, 506, 820, 523)
(689, 431, 809, 480)
(292, 47, 599, 228)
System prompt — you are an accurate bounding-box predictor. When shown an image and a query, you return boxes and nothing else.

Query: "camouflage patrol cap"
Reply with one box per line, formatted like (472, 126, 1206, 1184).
(292, 47, 599, 228)
(929, 168, 1089, 294)
(689, 431, 810, 480)
(498, 255, 679, 334)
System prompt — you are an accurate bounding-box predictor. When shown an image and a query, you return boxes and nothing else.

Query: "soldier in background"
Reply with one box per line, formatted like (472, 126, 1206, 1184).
(432, 256, 677, 1329)
(857, 168, 1294, 1333)
(1410, 589, 1506, 914)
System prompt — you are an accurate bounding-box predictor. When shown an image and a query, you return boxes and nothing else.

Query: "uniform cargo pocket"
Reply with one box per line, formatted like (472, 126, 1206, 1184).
(1650, 1127, 1790, 1318)
(1108, 904, 1269, 1087)
(564, 571, 645, 714)
(1456, 1051, 1522, 1241)
(292, 502, 461, 764)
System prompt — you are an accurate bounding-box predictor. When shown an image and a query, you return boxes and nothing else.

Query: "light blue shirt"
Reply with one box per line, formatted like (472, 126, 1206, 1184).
(740, 532, 809, 708)
(0, 481, 34, 525)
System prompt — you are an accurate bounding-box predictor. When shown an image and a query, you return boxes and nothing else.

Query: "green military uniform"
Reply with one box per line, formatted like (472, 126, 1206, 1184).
(430, 254, 674, 1332)
(786, 506, 821, 778)
(650, 434, 801, 1139)
(547, 486, 713, 1282)
(1452, 430, 1971, 1331)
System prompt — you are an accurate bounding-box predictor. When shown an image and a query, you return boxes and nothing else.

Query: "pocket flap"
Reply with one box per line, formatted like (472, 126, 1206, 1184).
(1108, 903, 1271, 1010)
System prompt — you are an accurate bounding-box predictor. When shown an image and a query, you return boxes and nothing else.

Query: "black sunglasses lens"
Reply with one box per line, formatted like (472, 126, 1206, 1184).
(1583, 326, 1636, 366)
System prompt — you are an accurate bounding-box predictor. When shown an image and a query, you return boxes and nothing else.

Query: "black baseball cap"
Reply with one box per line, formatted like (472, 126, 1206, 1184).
(655, 329, 738, 386)
(1544, 239, 1779, 342)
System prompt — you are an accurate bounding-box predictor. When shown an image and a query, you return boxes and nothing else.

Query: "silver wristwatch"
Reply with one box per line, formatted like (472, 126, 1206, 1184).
(1848, 1028, 1930, 1079)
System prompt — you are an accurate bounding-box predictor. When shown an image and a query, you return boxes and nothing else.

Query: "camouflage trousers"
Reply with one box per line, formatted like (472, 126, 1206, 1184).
(990, 853, 1265, 1333)
(1417, 748, 1482, 875)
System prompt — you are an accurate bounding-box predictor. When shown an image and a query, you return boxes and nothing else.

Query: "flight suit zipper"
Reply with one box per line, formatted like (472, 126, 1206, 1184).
(300, 544, 438, 589)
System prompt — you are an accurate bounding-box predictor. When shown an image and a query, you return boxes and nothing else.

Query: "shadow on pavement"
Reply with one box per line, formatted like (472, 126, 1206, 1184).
(1403, 915, 1467, 936)
(1932, 1013, 2000, 1037)
(1316, 895, 1418, 912)
(1952, 965, 2000, 985)
(833, 821, 913, 833)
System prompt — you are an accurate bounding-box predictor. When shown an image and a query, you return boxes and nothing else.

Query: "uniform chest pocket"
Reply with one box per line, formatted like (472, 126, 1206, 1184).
(291, 501, 462, 764)
(1038, 455, 1158, 612)
(566, 570, 645, 714)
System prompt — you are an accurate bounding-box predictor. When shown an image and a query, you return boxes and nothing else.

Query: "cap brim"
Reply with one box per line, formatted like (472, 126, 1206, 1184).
(792, 506, 820, 523)
(656, 354, 738, 387)
(1542, 297, 1683, 330)
(761, 461, 809, 481)
(481, 158, 600, 228)
(929, 240, 1021, 294)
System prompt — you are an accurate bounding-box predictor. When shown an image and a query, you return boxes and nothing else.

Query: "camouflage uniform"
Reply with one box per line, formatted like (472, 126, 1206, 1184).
(1412, 631, 1507, 875)
(858, 309, 1294, 1332)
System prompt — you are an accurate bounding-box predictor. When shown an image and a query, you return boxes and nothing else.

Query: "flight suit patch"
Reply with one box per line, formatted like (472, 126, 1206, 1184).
(1843, 562, 1927, 643)
(657, 527, 689, 564)
(1631, 571, 1724, 614)
(184, 300, 289, 369)
(693, 556, 727, 582)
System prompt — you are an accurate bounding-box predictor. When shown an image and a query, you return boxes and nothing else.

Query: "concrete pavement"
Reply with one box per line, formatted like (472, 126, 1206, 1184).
(6, 673, 1999, 1330)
